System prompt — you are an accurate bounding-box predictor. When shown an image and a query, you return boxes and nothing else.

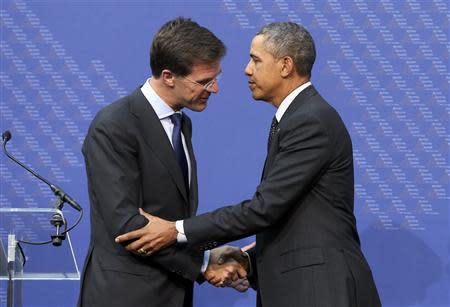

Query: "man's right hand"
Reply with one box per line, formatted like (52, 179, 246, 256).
(219, 243, 255, 292)
(204, 246, 247, 286)
(216, 245, 250, 270)
(115, 208, 177, 256)
(204, 245, 251, 291)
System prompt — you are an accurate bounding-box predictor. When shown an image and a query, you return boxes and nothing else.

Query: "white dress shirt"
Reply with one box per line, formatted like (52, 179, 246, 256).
(141, 78, 210, 273)
(141, 79, 191, 185)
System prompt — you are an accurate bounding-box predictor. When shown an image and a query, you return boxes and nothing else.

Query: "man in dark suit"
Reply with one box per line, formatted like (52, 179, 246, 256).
(116, 22, 381, 306)
(78, 18, 247, 307)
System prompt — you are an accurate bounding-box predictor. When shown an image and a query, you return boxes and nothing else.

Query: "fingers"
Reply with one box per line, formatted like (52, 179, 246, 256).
(218, 266, 236, 284)
(209, 276, 225, 287)
(231, 272, 239, 282)
(205, 256, 250, 291)
(225, 262, 247, 280)
(115, 228, 145, 243)
(217, 251, 229, 265)
(228, 278, 250, 292)
(124, 237, 145, 251)
(118, 228, 160, 255)
(205, 270, 224, 287)
(204, 268, 224, 286)
(216, 247, 249, 272)
(138, 237, 167, 256)
(205, 262, 247, 288)
(115, 211, 176, 256)
(138, 208, 154, 221)
(217, 246, 243, 265)
(236, 265, 247, 279)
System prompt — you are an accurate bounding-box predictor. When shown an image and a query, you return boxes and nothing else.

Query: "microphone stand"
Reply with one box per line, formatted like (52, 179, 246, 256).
(2, 130, 84, 307)
(1, 130, 83, 246)
(2, 131, 82, 212)
(50, 198, 67, 247)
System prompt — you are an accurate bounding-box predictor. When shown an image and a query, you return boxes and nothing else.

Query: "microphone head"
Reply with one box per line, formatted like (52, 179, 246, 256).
(2, 130, 11, 143)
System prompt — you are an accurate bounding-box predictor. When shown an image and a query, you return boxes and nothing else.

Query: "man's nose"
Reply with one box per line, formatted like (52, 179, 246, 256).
(244, 62, 252, 76)
(207, 81, 219, 93)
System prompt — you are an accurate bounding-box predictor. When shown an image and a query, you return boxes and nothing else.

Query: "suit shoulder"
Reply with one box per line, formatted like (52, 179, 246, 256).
(285, 90, 351, 144)
(301, 91, 346, 127)
(84, 91, 143, 146)
(91, 94, 134, 127)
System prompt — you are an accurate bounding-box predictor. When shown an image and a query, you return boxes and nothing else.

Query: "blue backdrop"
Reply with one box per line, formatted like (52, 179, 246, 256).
(0, 0, 448, 306)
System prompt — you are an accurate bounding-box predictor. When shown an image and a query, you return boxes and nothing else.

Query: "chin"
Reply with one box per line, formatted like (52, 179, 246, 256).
(250, 89, 262, 100)
(251, 93, 262, 101)
(190, 103, 208, 112)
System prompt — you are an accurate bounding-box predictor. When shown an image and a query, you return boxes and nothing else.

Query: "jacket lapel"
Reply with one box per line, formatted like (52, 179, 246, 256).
(129, 89, 189, 204)
(182, 116, 198, 216)
(279, 85, 318, 123)
(261, 85, 318, 180)
(261, 132, 280, 181)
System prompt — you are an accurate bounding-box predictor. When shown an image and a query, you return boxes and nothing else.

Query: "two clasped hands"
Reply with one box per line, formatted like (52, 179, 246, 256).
(115, 208, 253, 292)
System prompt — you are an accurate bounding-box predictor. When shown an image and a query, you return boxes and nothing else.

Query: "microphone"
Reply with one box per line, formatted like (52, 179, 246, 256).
(2, 130, 11, 143)
(2, 130, 82, 211)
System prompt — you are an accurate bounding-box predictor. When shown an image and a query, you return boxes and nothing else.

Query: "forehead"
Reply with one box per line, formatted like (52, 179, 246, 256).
(188, 60, 221, 78)
(250, 35, 274, 58)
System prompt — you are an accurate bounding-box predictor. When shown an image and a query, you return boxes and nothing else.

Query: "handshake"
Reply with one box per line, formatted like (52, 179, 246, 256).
(203, 243, 254, 292)
(114, 209, 254, 291)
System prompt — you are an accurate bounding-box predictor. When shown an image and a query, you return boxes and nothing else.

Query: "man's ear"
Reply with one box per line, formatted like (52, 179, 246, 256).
(280, 56, 295, 78)
(161, 69, 175, 87)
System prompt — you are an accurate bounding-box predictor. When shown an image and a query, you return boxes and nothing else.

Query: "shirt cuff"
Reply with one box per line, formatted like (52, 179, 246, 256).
(243, 251, 253, 276)
(201, 250, 211, 274)
(175, 220, 187, 243)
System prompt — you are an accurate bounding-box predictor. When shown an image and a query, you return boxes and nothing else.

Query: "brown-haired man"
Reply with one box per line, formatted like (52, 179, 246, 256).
(78, 17, 246, 307)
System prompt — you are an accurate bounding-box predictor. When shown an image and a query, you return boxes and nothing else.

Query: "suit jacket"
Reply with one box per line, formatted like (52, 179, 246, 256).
(78, 88, 204, 307)
(184, 86, 381, 307)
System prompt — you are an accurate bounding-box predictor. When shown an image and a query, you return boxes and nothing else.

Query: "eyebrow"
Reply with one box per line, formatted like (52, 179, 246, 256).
(250, 54, 260, 61)
(195, 70, 222, 83)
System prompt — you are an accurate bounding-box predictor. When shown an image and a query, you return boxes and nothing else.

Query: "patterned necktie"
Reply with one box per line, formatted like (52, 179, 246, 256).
(268, 116, 279, 151)
(170, 113, 189, 192)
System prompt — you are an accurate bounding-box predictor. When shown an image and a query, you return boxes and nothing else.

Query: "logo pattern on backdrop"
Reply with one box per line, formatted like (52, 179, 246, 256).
(0, 0, 448, 305)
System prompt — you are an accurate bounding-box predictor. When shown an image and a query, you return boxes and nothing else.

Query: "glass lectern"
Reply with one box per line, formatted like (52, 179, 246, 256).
(0, 208, 80, 307)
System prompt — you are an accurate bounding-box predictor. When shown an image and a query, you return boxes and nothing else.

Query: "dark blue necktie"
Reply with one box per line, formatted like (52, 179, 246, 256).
(268, 116, 279, 151)
(170, 113, 189, 192)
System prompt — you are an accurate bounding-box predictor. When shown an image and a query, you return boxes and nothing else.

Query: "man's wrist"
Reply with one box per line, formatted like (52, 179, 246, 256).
(243, 251, 252, 275)
(201, 250, 211, 274)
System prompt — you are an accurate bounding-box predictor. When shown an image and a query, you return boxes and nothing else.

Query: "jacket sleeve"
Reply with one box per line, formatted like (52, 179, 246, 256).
(246, 247, 258, 290)
(183, 113, 332, 248)
(83, 118, 203, 281)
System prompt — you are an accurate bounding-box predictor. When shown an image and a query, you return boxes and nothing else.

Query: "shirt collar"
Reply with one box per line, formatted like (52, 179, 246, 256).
(275, 81, 312, 122)
(141, 78, 180, 119)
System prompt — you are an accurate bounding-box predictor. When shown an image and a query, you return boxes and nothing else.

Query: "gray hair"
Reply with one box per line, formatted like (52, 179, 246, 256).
(256, 22, 316, 77)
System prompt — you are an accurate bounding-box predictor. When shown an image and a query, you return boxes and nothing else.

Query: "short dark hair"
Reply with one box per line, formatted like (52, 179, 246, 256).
(150, 17, 226, 78)
(257, 22, 316, 77)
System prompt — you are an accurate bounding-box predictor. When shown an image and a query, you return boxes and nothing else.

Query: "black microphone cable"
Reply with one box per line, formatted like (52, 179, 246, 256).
(2, 130, 83, 246)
